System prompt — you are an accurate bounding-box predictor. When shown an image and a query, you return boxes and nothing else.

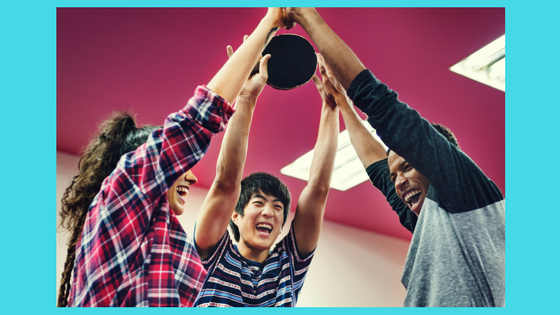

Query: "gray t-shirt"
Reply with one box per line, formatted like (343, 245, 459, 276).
(350, 70, 505, 307)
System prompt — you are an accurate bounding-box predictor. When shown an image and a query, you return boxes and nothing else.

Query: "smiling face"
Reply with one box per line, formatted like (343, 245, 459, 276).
(388, 151, 430, 216)
(232, 192, 285, 256)
(167, 170, 198, 215)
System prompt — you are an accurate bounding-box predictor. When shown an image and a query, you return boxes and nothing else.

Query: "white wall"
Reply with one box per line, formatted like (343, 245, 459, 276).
(56, 150, 409, 307)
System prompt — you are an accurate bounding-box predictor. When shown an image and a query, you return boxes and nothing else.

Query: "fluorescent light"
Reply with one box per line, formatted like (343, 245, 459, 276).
(450, 34, 505, 92)
(463, 35, 505, 68)
(280, 120, 387, 191)
(489, 58, 505, 79)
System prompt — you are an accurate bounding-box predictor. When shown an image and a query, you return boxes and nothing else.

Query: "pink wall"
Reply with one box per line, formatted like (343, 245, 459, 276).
(57, 8, 505, 241)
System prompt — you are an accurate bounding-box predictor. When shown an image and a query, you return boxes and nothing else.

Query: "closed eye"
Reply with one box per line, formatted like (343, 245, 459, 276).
(404, 163, 412, 171)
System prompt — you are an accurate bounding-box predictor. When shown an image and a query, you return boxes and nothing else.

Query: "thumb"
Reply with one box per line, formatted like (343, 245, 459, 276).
(311, 74, 322, 89)
(259, 54, 272, 79)
(227, 45, 233, 58)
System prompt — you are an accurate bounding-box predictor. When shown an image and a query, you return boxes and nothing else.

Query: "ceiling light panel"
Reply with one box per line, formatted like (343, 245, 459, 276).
(450, 34, 505, 91)
(281, 120, 387, 191)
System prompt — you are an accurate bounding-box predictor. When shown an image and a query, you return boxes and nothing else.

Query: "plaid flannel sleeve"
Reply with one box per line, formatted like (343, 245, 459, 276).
(93, 86, 233, 223)
(70, 86, 233, 306)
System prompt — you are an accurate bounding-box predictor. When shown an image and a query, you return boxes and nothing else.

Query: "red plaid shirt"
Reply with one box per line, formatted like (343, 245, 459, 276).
(68, 86, 234, 307)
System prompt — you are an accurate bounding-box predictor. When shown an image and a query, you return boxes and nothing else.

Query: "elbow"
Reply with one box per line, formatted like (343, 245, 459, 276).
(306, 181, 331, 201)
(212, 178, 240, 196)
(214, 160, 242, 190)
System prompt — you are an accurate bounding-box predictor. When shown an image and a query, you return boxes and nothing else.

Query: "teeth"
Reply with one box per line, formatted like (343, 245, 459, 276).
(404, 189, 420, 202)
(177, 186, 188, 196)
(256, 223, 272, 231)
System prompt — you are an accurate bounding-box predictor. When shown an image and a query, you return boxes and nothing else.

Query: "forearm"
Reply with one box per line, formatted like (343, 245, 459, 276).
(137, 86, 232, 198)
(195, 97, 256, 257)
(292, 103, 338, 256)
(349, 70, 504, 212)
(207, 16, 280, 104)
(296, 9, 365, 90)
(336, 94, 387, 168)
(307, 103, 339, 195)
(214, 98, 256, 189)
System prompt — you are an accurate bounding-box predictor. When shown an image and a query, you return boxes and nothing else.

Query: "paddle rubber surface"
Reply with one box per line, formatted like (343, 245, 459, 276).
(262, 34, 317, 90)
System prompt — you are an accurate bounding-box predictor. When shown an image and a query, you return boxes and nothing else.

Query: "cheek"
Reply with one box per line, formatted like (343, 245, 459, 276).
(278, 212, 285, 225)
(166, 191, 173, 203)
(412, 172, 430, 191)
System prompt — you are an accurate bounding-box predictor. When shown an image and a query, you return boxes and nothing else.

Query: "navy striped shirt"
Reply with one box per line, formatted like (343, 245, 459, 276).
(194, 225, 314, 307)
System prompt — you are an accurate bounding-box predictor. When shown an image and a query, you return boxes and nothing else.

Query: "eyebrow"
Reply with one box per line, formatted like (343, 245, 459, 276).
(252, 193, 282, 204)
(389, 160, 409, 178)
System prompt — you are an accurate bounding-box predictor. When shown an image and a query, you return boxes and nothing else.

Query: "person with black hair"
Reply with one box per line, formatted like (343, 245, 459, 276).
(283, 8, 505, 307)
(58, 8, 288, 307)
(192, 51, 339, 307)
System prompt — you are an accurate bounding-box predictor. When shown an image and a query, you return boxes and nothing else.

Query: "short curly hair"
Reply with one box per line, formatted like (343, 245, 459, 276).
(229, 172, 291, 242)
(430, 123, 459, 148)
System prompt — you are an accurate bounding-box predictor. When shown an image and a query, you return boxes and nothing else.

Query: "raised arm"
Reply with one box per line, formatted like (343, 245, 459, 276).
(285, 8, 366, 91)
(318, 54, 418, 232)
(335, 86, 387, 168)
(292, 54, 339, 257)
(207, 8, 284, 104)
(195, 39, 272, 260)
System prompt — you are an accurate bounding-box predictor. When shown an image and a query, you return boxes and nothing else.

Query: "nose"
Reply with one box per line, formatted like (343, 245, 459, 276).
(394, 173, 408, 193)
(261, 205, 274, 218)
(185, 170, 198, 185)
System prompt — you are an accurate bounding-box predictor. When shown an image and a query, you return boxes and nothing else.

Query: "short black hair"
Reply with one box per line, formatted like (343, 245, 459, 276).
(386, 122, 459, 154)
(430, 123, 459, 148)
(229, 172, 291, 242)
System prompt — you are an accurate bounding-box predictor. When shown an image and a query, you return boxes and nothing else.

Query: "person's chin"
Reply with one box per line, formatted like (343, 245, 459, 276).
(172, 204, 184, 215)
(413, 200, 424, 216)
(250, 240, 272, 251)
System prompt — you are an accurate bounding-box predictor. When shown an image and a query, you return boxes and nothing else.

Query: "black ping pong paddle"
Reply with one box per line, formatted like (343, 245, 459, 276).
(259, 34, 318, 90)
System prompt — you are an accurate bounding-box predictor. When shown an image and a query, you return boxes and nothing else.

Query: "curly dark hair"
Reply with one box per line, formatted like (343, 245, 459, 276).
(229, 172, 291, 242)
(57, 112, 160, 307)
(430, 122, 459, 148)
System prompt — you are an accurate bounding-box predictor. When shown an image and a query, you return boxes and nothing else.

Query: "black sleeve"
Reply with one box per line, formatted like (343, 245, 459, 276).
(348, 70, 503, 213)
(366, 159, 417, 233)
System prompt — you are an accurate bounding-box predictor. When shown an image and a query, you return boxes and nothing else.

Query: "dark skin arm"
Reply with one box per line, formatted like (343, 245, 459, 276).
(284, 8, 366, 91)
(315, 53, 387, 168)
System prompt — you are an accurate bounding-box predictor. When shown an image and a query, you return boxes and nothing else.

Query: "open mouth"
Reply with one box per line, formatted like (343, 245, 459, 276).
(403, 189, 422, 212)
(176, 186, 189, 204)
(256, 223, 273, 235)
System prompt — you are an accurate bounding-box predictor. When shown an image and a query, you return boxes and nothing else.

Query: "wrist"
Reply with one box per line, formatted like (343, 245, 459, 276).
(334, 94, 349, 105)
(321, 100, 338, 112)
(295, 9, 322, 30)
(237, 95, 258, 106)
(261, 15, 283, 29)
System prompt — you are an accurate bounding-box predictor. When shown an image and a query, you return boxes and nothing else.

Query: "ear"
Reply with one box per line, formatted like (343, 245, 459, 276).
(231, 211, 239, 224)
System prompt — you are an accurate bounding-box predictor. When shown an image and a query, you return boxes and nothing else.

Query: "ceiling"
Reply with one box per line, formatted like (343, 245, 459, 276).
(57, 7, 505, 241)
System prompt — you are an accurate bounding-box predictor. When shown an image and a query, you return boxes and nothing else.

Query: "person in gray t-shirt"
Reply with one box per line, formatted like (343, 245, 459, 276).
(284, 8, 505, 307)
